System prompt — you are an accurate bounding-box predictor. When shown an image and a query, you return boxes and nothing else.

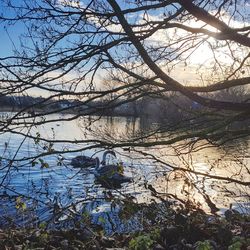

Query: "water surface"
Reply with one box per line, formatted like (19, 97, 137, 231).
(0, 113, 249, 230)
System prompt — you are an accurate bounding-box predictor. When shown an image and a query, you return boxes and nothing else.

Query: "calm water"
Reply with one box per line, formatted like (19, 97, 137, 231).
(0, 113, 249, 230)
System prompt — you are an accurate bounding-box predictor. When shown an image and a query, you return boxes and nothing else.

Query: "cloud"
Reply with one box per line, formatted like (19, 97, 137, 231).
(56, 0, 82, 8)
(137, 11, 249, 67)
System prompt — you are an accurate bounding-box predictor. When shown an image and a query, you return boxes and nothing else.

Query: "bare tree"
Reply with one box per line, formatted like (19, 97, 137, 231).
(0, 0, 249, 218)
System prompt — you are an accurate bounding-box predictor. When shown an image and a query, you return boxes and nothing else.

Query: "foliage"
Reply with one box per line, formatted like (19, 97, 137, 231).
(228, 236, 250, 250)
(129, 234, 154, 250)
(15, 197, 27, 211)
(195, 240, 213, 250)
(1, 206, 249, 249)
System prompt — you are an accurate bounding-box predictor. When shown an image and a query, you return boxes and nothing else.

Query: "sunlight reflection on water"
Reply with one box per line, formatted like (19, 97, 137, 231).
(0, 113, 249, 229)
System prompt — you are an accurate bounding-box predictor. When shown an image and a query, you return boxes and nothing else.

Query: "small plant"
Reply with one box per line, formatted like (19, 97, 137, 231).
(129, 234, 154, 250)
(39, 222, 47, 229)
(15, 196, 27, 211)
(129, 229, 160, 250)
(195, 240, 213, 250)
(228, 236, 250, 250)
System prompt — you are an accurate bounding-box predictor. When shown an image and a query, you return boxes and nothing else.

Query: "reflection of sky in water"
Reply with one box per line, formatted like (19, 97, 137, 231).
(0, 113, 249, 228)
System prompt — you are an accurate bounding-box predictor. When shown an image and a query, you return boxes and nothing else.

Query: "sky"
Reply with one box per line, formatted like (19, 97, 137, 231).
(0, 0, 249, 97)
(1, 26, 23, 58)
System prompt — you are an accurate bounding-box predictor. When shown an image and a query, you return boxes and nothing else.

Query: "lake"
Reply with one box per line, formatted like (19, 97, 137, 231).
(0, 113, 249, 231)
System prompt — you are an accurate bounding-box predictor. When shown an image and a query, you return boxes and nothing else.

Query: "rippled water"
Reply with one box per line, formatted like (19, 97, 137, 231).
(0, 113, 249, 230)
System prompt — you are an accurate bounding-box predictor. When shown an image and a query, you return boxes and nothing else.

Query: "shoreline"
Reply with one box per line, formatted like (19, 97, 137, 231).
(0, 105, 139, 118)
(0, 203, 249, 249)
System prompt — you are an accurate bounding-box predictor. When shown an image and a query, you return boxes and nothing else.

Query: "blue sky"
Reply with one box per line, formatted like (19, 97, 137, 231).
(0, 0, 156, 57)
(1, 26, 20, 57)
(0, 0, 28, 57)
(0, 0, 249, 97)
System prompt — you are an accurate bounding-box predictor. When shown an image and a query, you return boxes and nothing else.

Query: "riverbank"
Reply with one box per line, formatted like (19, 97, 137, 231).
(1, 203, 249, 249)
(0, 105, 138, 117)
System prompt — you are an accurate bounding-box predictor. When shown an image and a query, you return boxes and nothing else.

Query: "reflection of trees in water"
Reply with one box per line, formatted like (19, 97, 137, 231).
(78, 116, 140, 142)
(0, 114, 249, 228)
(129, 138, 250, 213)
(0, 0, 249, 235)
(75, 116, 249, 214)
(218, 137, 249, 158)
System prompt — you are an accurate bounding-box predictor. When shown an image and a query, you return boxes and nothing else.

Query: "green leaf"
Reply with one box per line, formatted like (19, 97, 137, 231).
(195, 240, 213, 250)
(98, 216, 106, 224)
(228, 241, 243, 250)
(39, 222, 47, 229)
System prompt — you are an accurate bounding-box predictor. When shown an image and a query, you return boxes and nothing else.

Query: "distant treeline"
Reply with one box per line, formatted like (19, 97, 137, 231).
(0, 95, 79, 111)
(0, 95, 45, 108)
(0, 94, 194, 119)
(1, 89, 249, 123)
